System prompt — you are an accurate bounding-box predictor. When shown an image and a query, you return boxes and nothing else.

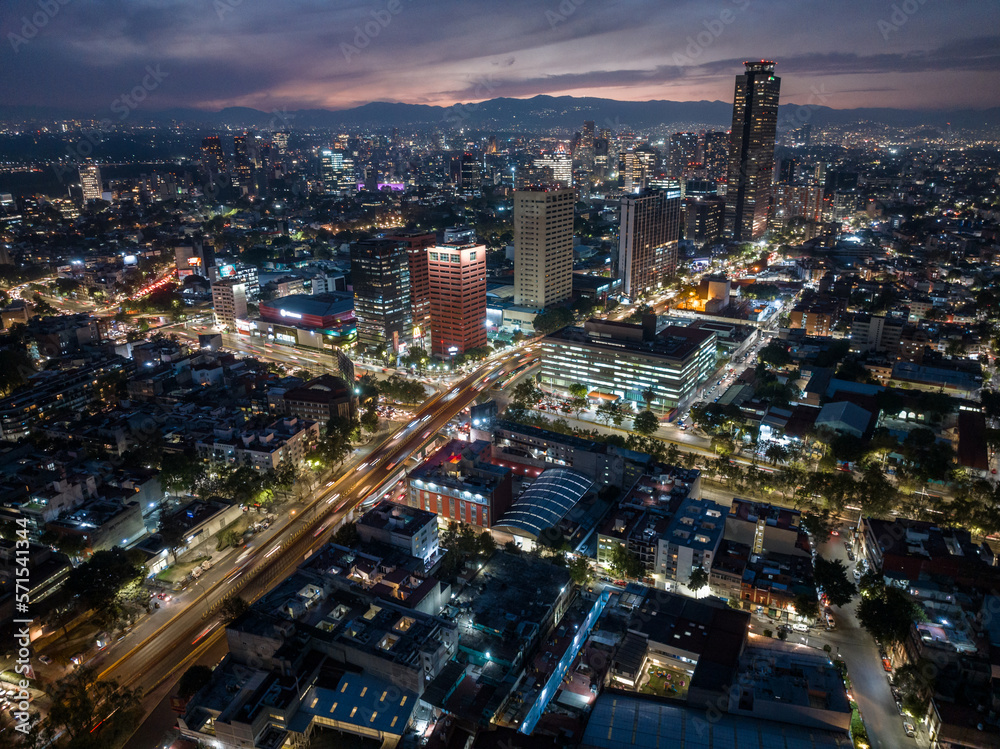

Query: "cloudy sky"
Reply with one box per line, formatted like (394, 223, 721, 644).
(3, 0, 999, 113)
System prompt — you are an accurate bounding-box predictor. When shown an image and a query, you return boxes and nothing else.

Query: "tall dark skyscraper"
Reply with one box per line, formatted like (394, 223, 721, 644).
(351, 239, 412, 360)
(201, 136, 227, 182)
(233, 133, 254, 188)
(618, 187, 681, 298)
(701, 131, 729, 183)
(725, 60, 781, 241)
(668, 132, 699, 178)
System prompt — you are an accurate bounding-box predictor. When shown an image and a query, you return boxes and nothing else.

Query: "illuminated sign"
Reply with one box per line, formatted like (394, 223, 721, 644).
(219, 264, 236, 278)
(188, 256, 202, 267)
(280, 309, 302, 319)
(123, 254, 138, 266)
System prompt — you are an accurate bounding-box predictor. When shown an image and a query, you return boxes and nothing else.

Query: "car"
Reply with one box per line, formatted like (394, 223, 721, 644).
(830, 529, 839, 536)
(791, 622, 809, 633)
(882, 657, 892, 672)
(896, 700, 904, 715)
(903, 719, 915, 737)
(38, 655, 51, 664)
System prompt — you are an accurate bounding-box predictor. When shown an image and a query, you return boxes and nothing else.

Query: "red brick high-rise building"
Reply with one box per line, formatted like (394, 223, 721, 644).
(427, 243, 487, 357)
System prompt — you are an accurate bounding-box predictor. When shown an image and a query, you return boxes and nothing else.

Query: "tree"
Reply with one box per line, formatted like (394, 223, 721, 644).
(569, 395, 588, 418)
(793, 592, 820, 621)
(510, 379, 542, 408)
(159, 450, 205, 495)
(477, 531, 497, 557)
(764, 442, 789, 466)
(219, 596, 249, 623)
(813, 556, 856, 607)
(608, 544, 643, 580)
(758, 339, 792, 368)
(177, 665, 213, 700)
(596, 399, 627, 427)
(568, 382, 589, 399)
(569, 556, 593, 586)
(360, 404, 380, 434)
(332, 522, 360, 547)
(633, 409, 660, 436)
(68, 547, 145, 611)
(856, 586, 922, 645)
(532, 306, 574, 335)
(642, 386, 656, 411)
(44, 666, 140, 748)
(688, 566, 709, 592)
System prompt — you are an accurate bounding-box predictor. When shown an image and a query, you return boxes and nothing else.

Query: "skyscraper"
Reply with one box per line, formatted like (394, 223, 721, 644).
(668, 132, 700, 178)
(272, 131, 289, 155)
(427, 243, 487, 357)
(384, 231, 436, 347)
(532, 153, 572, 187)
(513, 187, 575, 310)
(459, 152, 483, 193)
(618, 187, 681, 298)
(201, 136, 227, 181)
(319, 149, 339, 194)
(579, 120, 595, 168)
(79, 164, 102, 201)
(725, 60, 781, 241)
(701, 131, 729, 183)
(351, 239, 412, 360)
(233, 133, 253, 188)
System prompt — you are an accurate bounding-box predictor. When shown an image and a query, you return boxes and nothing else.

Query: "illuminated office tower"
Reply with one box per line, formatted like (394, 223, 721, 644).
(725, 60, 781, 241)
(513, 186, 575, 309)
(272, 131, 289, 155)
(618, 187, 681, 298)
(233, 133, 254, 188)
(532, 153, 572, 188)
(701, 131, 730, 183)
(427, 243, 487, 357)
(668, 132, 700, 178)
(201, 136, 227, 181)
(351, 239, 412, 360)
(79, 164, 102, 201)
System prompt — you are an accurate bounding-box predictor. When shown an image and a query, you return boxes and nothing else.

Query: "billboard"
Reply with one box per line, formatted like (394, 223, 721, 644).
(219, 264, 236, 278)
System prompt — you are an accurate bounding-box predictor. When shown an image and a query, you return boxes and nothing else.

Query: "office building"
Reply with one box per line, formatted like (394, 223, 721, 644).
(351, 239, 412, 359)
(532, 152, 572, 187)
(232, 133, 254, 188)
(701, 130, 730, 183)
(200, 136, 227, 180)
(212, 262, 259, 299)
(593, 136, 610, 176)
(513, 186, 575, 309)
(272, 130, 289, 154)
(538, 317, 716, 413)
(459, 152, 482, 193)
(725, 60, 781, 241)
(384, 231, 436, 344)
(79, 164, 102, 201)
(684, 197, 725, 244)
(427, 243, 487, 357)
(357, 501, 440, 564)
(668, 132, 700, 178)
(771, 184, 824, 228)
(579, 119, 596, 167)
(212, 278, 247, 330)
(280, 374, 357, 423)
(319, 149, 338, 193)
(618, 187, 681, 298)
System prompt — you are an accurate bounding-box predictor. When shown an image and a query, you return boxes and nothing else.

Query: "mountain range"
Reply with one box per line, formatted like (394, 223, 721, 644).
(2, 95, 997, 132)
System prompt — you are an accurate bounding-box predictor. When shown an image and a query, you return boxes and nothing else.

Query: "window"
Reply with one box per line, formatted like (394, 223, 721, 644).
(430, 252, 438, 261)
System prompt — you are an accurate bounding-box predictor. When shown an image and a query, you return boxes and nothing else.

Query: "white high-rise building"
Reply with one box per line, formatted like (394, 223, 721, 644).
(79, 164, 102, 202)
(532, 153, 572, 188)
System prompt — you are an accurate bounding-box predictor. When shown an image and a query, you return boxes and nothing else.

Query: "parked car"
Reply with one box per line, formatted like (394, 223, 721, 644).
(38, 654, 51, 664)
(903, 719, 916, 737)
(792, 622, 809, 633)
(882, 657, 893, 672)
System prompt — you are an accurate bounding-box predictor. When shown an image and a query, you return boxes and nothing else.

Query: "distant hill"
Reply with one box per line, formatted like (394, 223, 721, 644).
(2, 94, 998, 131)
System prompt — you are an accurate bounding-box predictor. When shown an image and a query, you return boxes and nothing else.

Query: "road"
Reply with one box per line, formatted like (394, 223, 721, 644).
(746, 532, 924, 749)
(86, 353, 527, 723)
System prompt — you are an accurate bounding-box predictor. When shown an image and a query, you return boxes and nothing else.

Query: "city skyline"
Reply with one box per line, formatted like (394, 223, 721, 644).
(2, 0, 999, 113)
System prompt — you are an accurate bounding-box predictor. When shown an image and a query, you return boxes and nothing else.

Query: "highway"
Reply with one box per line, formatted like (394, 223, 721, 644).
(93, 353, 529, 702)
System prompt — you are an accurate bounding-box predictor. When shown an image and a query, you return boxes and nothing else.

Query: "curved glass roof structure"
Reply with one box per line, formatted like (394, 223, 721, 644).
(496, 468, 594, 538)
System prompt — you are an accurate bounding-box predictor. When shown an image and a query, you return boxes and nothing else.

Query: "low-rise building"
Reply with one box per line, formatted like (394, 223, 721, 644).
(357, 501, 439, 565)
(406, 439, 512, 529)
